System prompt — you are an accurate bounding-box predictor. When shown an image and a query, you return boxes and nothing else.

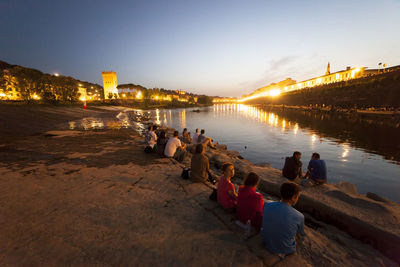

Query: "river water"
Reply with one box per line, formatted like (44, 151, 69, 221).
(70, 104, 400, 202)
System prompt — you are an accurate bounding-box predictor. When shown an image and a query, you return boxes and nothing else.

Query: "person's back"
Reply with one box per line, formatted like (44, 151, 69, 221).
(261, 182, 305, 255)
(282, 152, 302, 180)
(307, 153, 327, 183)
(192, 129, 199, 144)
(145, 126, 157, 148)
(262, 202, 304, 254)
(157, 131, 168, 156)
(236, 172, 264, 230)
(197, 133, 205, 144)
(164, 136, 181, 157)
(190, 144, 209, 182)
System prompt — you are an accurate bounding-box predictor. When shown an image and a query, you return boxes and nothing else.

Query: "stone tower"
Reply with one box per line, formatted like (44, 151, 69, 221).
(101, 71, 118, 99)
(325, 62, 330, 75)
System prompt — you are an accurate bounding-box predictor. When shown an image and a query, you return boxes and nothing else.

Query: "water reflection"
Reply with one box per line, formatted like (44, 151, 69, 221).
(209, 104, 400, 163)
(65, 104, 400, 201)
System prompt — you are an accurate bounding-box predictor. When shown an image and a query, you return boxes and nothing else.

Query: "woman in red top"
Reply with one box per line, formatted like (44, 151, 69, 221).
(217, 163, 238, 211)
(237, 172, 264, 231)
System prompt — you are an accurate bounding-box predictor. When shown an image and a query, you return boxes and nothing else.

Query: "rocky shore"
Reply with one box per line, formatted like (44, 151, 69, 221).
(0, 105, 398, 266)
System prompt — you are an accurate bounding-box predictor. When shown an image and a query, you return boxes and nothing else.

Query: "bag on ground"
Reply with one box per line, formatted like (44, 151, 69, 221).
(209, 189, 217, 201)
(181, 167, 190, 179)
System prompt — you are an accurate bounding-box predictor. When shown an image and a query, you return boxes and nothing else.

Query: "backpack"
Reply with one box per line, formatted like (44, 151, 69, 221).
(209, 189, 217, 201)
(144, 146, 153, 153)
(181, 168, 190, 179)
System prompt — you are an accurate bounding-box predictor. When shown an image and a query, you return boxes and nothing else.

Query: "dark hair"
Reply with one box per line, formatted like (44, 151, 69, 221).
(153, 125, 158, 131)
(195, 144, 204, 154)
(173, 130, 179, 137)
(312, 153, 320, 159)
(148, 125, 152, 131)
(293, 151, 301, 157)
(159, 131, 166, 139)
(196, 128, 199, 132)
(280, 182, 301, 200)
(222, 162, 234, 172)
(244, 172, 260, 187)
(201, 129, 205, 134)
(183, 128, 187, 134)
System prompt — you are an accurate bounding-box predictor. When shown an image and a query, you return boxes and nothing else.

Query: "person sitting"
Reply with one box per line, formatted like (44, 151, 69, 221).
(198, 129, 215, 149)
(217, 163, 237, 211)
(156, 131, 168, 156)
(145, 125, 157, 151)
(282, 151, 303, 180)
(153, 125, 160, 137)
(181, 128, 192, 144)
(192, 128, 200, 144)
(305, 153, 327, 184)
(261, 182, 305, 256)
(164, 131, 187, 162)
(236, 172, 264, 231)
(190, 144, 210, 183)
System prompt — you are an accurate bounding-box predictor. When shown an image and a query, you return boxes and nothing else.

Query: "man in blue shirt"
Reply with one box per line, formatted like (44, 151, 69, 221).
(261, 182, 305, 255)
(306, 153, 327, 184)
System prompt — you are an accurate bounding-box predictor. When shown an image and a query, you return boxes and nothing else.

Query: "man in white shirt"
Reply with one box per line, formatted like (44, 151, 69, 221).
(145, 126, 157, 149)
(192, 128, 200, 144)
(164, 131, 187, 161)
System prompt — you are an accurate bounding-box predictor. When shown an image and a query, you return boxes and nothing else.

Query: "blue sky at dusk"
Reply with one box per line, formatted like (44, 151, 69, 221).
(1, 0, 399, 97)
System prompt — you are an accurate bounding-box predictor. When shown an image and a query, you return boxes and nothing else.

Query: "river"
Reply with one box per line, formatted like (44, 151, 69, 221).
(71, 104, 400, 202)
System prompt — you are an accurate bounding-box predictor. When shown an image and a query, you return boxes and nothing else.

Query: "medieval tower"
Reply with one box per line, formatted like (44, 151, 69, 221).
(101, 71, 118, 99)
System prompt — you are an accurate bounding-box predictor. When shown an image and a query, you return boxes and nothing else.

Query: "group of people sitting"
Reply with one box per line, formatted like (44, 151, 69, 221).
(213, 162, 304, 256)
(282, 151, 327, 185)
(145, 126, 329, 256)
(144, 126, 216, 162)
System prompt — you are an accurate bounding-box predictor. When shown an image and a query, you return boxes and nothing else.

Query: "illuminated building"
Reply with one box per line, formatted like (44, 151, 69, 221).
(0, 70, 19, 100)
(78, 84, 87, 101)
(240, 63, 368, 102)
(101, 71, 118, 99)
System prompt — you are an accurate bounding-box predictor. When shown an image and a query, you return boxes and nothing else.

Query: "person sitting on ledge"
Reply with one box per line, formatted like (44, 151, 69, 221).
(190, 144, 210, 183)
(181, 128, 192, 144)
(282, 151, 303, 180)
(156, 131, 168, 156)
(164, 131, 187, 162)
(237, 172, 264, 231)
(192, 128, 200, 144)
(217, 162, 237, 211)
(304, 152, 327, 184)
(145, 125, 157, 151)
(261, 182, 305, 256)
(198, 129, 216, 149)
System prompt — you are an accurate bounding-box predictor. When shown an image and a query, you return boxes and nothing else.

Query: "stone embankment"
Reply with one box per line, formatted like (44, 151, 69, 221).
(155, 124, 400, 265)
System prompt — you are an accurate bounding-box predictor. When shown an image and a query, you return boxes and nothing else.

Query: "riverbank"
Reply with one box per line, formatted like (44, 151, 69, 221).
(256, 104, 400, 120)
(0, 106, 398, 266)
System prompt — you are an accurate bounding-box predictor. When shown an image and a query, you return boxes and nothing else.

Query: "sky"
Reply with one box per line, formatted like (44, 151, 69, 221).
(1, 0, 399, 97)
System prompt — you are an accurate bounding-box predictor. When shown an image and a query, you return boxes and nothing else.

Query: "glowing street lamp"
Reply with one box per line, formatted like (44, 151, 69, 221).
(54, 73, 59, 77)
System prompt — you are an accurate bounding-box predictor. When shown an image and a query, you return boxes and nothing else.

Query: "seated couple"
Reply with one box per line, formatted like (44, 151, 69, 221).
(194, 129, 216, 149)
(217, 163, 263, 230)
(217, 163, 305, 256)
(282, 151, 327, 184)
